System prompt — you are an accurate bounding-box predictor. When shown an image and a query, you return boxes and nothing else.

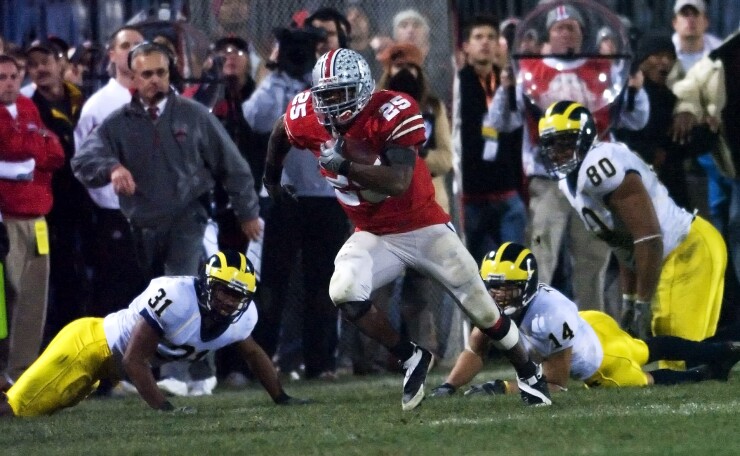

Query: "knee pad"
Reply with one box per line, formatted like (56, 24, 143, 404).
(329, 251, 373, 303)
(339, 300, 372, 322)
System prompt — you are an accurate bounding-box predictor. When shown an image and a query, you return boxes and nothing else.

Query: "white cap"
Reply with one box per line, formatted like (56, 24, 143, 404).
(673, 0, 706, 15)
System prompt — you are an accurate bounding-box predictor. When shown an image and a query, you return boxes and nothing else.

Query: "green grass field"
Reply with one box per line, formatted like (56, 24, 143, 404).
(3, 362, 740, 456)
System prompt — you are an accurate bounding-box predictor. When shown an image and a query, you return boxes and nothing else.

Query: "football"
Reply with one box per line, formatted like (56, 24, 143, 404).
(326, 136, 389, 203)
(337, 135, 381, 165)
(359, 155, 390, 203)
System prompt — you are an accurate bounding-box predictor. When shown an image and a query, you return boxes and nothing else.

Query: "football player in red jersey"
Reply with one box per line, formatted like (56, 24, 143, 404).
(263, 48, 552, 410)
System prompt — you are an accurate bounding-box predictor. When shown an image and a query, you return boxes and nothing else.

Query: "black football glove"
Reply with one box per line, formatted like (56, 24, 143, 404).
(262, 162, 298, 205)
(262, 178, 298, 205)
(464, 379, 508, 396)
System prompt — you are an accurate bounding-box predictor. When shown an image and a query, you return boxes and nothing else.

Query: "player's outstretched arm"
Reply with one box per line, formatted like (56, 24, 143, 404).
(608, 173, 662, 339)
(236, 336, 311, 405)
(607, 173, 663, 302)
(498, 348, 572, 395)
(122, 319, 172, 411)
(541, 348, 571, 391)
(444, 328, 489, 389)
(263, 116, 298, 203)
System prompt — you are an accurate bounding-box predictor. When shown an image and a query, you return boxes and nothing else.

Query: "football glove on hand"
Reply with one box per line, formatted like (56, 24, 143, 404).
(428, 383, 456, 397)
(464, 379, 508, 396)
(319, 137, 350, 175)
(633, 300, 652, 340)
(262, 178, 298, 204)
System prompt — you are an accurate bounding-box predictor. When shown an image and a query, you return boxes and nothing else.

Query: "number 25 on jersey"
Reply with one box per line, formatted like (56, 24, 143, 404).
(380, 95, 411, 121)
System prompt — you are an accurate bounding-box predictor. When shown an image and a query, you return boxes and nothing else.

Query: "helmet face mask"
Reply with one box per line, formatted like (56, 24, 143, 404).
(484, 277, 526, 315)
(538, 101, 597, 179)
(480, 243, 538, 318)
(311, 48, 375, 128)
(540, 131, 581, 179)
(205, 280, 252, 323)
(199, 251, 256, 324)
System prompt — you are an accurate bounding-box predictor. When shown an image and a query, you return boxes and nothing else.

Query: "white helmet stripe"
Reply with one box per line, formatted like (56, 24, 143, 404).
(323, 49, 340, 79)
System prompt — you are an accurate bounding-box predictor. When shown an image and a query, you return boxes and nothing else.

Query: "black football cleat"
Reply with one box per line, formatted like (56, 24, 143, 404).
(517, 364, 552, 406)
(401, 344, 433, 411)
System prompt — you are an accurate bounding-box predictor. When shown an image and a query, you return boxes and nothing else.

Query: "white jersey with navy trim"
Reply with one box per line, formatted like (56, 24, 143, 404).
(519, 284, 602, 381)
(558, 141, 693, 268)
(103, 276, 258, 367)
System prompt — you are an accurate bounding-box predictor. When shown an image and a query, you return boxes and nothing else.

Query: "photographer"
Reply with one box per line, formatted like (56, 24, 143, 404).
(243, 25, 349, 380)
(189, 37, 260, 252)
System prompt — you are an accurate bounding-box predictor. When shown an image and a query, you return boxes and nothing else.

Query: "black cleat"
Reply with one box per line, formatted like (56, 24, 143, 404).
(708, 342, 740, 381)
(401, 344, 433, 411)
(517, 364, 552, 406)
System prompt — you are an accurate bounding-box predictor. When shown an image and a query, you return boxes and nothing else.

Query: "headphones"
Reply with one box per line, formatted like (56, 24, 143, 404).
(127, 41, 176, 72)
(305, 8, 351, 49)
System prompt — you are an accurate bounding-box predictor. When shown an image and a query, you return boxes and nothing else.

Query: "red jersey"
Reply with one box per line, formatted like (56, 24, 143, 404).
(284, 89, 450, 234)
(0, 96, 65, 218)
(519, 57, 615, 144)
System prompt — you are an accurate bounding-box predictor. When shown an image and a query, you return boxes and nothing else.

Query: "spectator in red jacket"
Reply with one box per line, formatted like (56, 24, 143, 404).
(0, 54, 65, 391)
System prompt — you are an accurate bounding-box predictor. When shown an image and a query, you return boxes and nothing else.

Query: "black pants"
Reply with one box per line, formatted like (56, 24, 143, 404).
(129, 201, 209, 280)
(87, 208, 146, 317)
(253, 197, 348, 378)
(44, 201, 95, 347)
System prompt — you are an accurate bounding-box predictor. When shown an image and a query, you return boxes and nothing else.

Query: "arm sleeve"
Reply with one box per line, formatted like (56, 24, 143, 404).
(201, 113, 260, 221)
(0, 107, 62, 169)
(490, 86, 524, 132)
(73, 105, 96, 153)
(672, 56, 716, 117)
(37, 130, 66, 172)
(615, 88, 650, 130)
(242, 79, 283, 134)
(71, 123, 121, 188)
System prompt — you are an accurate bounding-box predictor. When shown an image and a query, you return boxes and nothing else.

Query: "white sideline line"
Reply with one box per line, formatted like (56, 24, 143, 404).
(428, 401, 740, 426)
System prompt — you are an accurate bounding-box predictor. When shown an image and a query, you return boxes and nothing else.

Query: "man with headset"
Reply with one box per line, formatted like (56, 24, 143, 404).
(74, 40, 261, 276)
(72, 42, 262, 394)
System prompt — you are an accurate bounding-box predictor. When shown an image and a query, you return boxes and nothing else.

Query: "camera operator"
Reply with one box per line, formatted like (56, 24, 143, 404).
(243, 25, 349, 381)
(188, 37, 260, 252)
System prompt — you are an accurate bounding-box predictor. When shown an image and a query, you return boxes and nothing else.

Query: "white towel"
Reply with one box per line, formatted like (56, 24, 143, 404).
(0, 158, 35, 181)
